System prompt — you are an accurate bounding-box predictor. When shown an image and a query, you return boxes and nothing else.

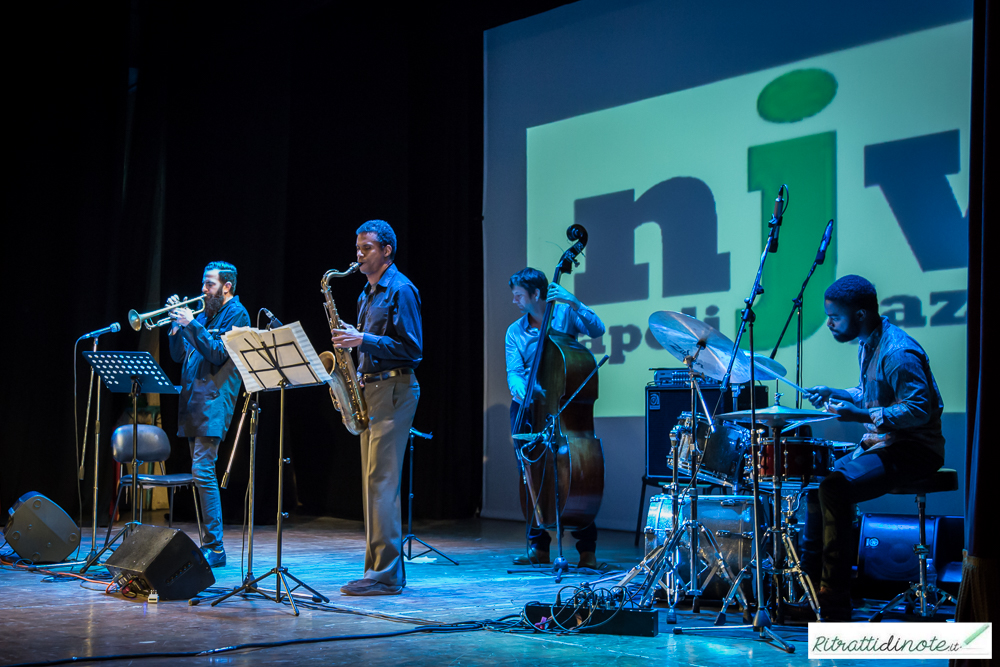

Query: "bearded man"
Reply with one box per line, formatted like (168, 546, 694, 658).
(167, 261, 250, 567)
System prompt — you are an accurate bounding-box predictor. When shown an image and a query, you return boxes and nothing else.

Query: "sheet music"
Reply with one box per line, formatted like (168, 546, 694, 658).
(223, 322, 332, 393)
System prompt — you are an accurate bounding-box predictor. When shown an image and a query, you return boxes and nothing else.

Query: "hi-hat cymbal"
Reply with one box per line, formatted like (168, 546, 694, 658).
(718, 404, 835, 426)
(648, 311, 751, 383)
(512, 432, 544, 441)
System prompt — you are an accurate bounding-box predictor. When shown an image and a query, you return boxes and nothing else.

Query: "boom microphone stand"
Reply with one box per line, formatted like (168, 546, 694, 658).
(675, 185, 795, 654)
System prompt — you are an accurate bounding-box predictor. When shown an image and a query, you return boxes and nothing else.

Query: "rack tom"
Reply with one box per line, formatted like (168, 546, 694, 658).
(757, 437, 833, 490)
(668, 412, 749, 491)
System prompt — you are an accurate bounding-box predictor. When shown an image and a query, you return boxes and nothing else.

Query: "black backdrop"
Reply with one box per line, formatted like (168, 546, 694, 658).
(4, 0, 572, 528)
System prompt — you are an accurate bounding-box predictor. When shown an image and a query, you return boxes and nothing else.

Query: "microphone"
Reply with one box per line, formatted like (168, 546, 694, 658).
(816, 219, 834, 264)
(81, 322, 121, 339)
(263, 308, 283, 330)
(768, 186, 785, 253)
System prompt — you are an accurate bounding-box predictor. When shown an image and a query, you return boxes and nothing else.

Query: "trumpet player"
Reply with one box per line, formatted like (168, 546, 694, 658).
(331, 220, 422, 596)
(167, 261, 250, 568)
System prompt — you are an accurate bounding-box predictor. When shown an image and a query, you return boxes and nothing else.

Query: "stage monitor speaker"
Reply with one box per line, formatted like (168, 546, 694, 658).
(645, 379, 768, 481)
(857, 512, 964, 597)
(3, 491, 79, 563)
(103, 524, 215, 600)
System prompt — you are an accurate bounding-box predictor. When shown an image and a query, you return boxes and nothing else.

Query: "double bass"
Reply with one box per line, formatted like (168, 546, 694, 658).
(513, 224, 605, 533)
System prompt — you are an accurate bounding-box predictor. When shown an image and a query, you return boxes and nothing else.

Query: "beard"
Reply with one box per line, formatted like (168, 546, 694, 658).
(204, 291, 225, 320)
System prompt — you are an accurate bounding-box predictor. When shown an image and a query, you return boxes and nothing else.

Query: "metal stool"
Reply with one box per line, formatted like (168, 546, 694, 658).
(870, 467, 958, 621)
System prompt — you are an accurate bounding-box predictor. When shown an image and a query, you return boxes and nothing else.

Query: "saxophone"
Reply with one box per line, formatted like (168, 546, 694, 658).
(319, 264, 369, 435)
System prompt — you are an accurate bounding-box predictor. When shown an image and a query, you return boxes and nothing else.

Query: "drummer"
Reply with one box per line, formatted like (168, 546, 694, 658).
(802, 275, 945, 621)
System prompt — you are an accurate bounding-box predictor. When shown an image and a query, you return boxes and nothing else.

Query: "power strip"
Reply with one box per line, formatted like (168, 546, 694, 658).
(523, 603, 659, 636)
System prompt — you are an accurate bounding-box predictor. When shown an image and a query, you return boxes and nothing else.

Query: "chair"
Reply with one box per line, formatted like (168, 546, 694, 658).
(104, 424, 202, 548)
(869, 467, 958, 621)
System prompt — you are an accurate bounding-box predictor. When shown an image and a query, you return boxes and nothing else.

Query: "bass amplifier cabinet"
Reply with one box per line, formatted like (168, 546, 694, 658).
(857, 513, 964, 598)
(103, 524, 215, 600)
(645, 376, 768, 482)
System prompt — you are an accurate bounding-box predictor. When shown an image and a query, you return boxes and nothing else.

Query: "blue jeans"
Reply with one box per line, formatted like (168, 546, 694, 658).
(189, 436, 224, 550)
(801, 443, 942, 591)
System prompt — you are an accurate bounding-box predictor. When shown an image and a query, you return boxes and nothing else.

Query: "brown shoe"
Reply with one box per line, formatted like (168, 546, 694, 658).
(340, 579, 403, 596)
(512, 547, 550, 565)
(577, 552, 598, 569)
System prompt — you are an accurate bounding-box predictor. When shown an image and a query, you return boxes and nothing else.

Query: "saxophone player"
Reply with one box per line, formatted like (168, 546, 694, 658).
(331, 220, 422, 596)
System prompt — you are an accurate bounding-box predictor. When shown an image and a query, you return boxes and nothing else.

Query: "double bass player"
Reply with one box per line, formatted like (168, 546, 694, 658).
(505, 267, 605, 569)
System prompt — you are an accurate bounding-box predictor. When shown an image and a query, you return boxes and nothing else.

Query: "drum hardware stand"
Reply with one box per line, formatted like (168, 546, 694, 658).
(202, 324, 330, 614)
(401, 428, 458, 565)
(773, 489, 820, 621)
(591, 356, 747, 619)
(676, 186, 795, 653)
(509, 356, 608, 583)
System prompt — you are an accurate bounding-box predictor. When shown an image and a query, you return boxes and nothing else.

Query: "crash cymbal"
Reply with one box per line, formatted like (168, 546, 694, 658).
(648, 311, 751, 383)
(753, 354, 787, 378)
(512, 432, 544, 441)
(718, 404, 836, 426)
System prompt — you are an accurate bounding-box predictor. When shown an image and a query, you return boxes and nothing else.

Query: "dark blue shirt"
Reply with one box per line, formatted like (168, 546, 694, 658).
(357, 263, 422, 374)
(846, 317, 945, 459)
(168, 295, 251, 439)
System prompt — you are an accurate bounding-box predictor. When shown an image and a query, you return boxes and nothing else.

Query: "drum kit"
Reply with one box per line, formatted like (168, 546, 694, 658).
(601, 310, 848, 628)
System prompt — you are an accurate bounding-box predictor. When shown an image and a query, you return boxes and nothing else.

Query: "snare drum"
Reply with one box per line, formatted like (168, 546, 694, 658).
(668, 413, 750, 490)
(757, 437, 833, 489)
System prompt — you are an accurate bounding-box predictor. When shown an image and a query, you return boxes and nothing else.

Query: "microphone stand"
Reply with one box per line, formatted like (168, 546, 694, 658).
(677, 190, 794, 654)
(81, 336, 103, 565)
(769, 220, 834, 409)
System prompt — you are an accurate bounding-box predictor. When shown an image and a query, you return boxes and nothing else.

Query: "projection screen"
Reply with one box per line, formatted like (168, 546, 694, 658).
(483, 0, 972, 529)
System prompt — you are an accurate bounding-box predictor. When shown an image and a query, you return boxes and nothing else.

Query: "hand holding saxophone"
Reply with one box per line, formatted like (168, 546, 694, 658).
(331, 323, 364, 349)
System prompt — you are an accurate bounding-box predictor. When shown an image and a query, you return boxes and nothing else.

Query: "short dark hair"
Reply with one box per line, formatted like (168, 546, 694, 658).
(825, 274, 878, 313)
(356, 219, 397, 260)
(509, 267, 548, 299)
(205, 261, 238, 294)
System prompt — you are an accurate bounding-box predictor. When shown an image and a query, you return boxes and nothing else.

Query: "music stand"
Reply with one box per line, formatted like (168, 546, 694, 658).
(202, 322, 331, 615)
(79, 351, 179, 571)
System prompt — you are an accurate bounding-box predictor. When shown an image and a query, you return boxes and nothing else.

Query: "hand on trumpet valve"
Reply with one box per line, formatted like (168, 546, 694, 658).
(171, 307, 195, 328)
(331, 323, 364, 349)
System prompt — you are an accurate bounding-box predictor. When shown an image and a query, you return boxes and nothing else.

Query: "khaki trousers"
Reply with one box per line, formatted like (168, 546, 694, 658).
(359, 373, 419, 586)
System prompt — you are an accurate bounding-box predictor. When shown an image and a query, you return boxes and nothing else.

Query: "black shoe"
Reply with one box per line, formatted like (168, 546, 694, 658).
(818, 587, 853, 622)
(201, 546, 226, 568)
(512, 547, 550, 565)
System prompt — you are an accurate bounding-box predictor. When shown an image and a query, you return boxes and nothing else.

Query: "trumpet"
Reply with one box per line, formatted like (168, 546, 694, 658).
(128, 295, 206, 331)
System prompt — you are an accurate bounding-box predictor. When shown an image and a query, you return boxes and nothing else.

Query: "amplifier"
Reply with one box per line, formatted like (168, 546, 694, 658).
(645, 378, 767, 481)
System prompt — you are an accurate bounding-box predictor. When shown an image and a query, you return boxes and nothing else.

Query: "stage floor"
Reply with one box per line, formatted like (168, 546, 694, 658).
(0, 517, 947, 666)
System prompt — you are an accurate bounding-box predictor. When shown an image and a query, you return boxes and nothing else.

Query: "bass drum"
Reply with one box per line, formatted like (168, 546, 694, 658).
(645, 494, 765, 600)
